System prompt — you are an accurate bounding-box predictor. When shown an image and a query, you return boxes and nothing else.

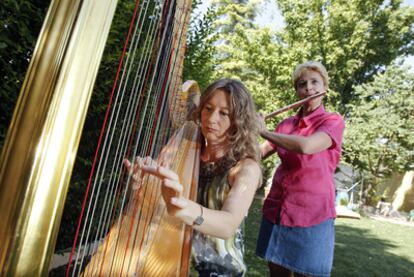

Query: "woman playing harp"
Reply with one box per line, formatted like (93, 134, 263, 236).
(126, 78, 262, 276)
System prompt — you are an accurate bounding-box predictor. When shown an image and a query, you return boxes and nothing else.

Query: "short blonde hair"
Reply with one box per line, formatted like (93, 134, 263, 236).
(292, 61, 329, 90)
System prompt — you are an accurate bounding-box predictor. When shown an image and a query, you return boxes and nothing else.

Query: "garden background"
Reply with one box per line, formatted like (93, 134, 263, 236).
(1, 0, 413, 275)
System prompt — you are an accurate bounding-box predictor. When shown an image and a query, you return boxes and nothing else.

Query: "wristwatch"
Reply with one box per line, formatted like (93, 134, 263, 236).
(193, 205, 204, 226)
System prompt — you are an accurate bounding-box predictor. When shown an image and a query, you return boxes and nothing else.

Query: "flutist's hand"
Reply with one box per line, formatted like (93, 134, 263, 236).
(257, 112, 267, 136)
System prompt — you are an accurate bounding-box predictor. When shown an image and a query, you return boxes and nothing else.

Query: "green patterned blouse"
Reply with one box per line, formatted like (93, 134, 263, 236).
(191, 158, 245, 277)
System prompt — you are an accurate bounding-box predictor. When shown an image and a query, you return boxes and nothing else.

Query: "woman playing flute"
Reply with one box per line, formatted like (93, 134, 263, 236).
(256, 61, 345, 277)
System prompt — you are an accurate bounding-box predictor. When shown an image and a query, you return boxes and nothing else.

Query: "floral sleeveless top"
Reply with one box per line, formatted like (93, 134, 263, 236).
(190, 158, 246, 277)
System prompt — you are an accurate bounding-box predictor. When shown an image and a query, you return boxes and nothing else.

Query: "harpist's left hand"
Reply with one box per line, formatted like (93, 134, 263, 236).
(134, 157, 200, 225)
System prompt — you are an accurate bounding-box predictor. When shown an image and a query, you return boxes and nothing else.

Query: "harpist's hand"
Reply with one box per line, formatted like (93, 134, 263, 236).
(137, 159, 199, 225)
(123, 158, 143, 190)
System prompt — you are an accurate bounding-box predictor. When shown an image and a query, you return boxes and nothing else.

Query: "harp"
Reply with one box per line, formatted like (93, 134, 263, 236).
(0, 0, 198, 275)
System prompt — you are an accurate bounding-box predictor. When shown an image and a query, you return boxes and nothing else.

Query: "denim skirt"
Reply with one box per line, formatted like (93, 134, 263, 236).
(256, 217, 335, 277)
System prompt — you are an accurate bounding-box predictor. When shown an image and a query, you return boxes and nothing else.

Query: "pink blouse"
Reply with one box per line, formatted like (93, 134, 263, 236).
(263, 105, 345, 227)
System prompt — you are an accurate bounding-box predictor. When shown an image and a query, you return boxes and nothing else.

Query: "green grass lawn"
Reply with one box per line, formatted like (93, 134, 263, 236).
(244, 198, 414, 277)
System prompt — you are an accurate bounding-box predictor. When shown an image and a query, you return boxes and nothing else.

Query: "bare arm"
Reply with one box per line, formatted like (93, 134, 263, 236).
(257, 113, 277, 159)
(192, 158, 261, 238)
(260, 129, 332, 154)
(134, 158, 261, 239)
(260, 141, 276, 159)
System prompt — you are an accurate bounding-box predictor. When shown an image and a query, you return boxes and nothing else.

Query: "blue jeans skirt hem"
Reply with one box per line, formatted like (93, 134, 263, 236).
(256, 217, 335, 277)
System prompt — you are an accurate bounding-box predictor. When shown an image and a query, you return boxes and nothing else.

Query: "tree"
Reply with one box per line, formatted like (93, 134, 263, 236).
(235, 0, 414, 113)
(210, 0, 262, 78)
(219, 0, 414, 191)
(342, 63, 414, 203)
(183, 0, 218, 89)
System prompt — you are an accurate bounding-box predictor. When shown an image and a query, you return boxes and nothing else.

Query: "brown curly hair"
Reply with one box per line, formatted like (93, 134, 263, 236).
(195, 78, 261, 163)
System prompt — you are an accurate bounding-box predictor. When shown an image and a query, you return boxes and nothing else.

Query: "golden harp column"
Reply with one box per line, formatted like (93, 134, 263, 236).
(0, 0, 118, 275)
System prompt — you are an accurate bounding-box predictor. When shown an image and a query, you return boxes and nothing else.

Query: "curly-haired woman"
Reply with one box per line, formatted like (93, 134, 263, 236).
(126, 78, 262, 276)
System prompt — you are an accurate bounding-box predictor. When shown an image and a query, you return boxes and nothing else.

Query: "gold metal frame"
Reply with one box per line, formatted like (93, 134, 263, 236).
(0, 0, 118, 275)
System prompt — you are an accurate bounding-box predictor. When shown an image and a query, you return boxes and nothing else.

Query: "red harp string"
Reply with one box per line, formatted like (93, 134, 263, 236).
(63, 0, 197, 276)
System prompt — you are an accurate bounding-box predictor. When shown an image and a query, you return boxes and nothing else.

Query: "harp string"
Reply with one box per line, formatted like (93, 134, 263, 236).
(90, 0, 168, 258)
(77, 0, 162, 273)
(65, 0, 145, 274)
(66, 0, 193, 275)
(83, 1, 170, 274)
(71, 0, 163, 274)
(156, 4, 192, 142)
(118, 2, 193, 273)
(106, 1, 178, 272)
(66, 1, 165, 272)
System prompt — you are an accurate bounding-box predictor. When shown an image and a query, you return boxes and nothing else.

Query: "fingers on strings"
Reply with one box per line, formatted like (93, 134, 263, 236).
(124, 156, 179, 182)
(125, 156, 185, 208)
(123, 156, 153, 188)
(136, 157, 179, 181)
